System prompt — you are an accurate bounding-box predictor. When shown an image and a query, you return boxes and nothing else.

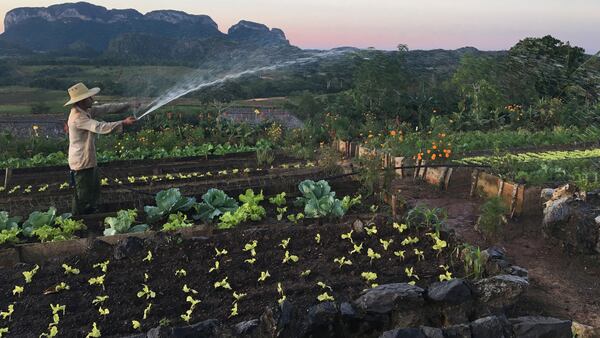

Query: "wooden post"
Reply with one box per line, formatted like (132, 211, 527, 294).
(470, 169, 480, 197)
(4, 168, 11, 189)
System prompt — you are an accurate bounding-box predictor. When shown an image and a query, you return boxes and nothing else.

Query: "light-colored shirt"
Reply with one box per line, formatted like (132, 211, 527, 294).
(67, 103, 130, 171)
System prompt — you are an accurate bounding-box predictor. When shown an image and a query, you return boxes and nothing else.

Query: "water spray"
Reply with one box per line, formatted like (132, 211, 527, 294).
(135, 49, 353, 120)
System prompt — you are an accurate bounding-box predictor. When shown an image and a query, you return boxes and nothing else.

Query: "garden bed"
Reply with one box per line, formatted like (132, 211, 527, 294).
(0, 214, 462, 337)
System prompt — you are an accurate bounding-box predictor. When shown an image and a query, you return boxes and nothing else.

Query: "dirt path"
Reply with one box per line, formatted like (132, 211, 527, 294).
(394, 178, 600, 328)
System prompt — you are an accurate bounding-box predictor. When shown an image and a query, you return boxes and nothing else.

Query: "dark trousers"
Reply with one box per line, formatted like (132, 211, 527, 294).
(71, 167, 100, 215)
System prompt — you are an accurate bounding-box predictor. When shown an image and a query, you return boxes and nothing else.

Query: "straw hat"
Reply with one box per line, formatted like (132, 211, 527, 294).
(64, 82, 101, 106)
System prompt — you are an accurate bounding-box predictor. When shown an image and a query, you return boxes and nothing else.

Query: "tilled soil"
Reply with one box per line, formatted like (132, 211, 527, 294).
(0, 217, 461, 337)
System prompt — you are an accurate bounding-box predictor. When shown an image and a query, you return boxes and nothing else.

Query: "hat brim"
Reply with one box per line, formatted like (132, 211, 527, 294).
(64, 87, 101, 106)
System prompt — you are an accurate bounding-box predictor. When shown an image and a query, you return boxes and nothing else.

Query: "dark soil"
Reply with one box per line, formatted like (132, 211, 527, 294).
(0, 216, 462, 337)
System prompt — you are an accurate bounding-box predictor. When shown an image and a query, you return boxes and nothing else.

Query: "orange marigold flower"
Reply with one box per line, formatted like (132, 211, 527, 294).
(432, 145, 437, 150)
(427, 149, 431, 154)
(445, 153, 450, 158)
(431, 154, 437, 160)
(390, 130, 397, 136)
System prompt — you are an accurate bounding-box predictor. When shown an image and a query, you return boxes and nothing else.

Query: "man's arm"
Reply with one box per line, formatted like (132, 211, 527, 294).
(73, 112, 123, 135)
(90, 102, 132, 118)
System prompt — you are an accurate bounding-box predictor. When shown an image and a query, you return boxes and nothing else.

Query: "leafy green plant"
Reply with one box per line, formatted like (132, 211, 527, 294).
(217, 211, 246, 229)
(341, 194, 362, 212)
(32, 217, 86, 242)
(460, 244, 485, 279)
(22, 207, 72, 238)
(477, 197, 508, 240)
(144, 188, 196, 223)
(193, 189, 238, 223)
(103, 209, 148, 236)
(406, 206, 446, 233)
(162, 212, 193, 231)
(238, 189, 266, 221)
(269, 192, 288, 220)
(296, 180, 345, 219)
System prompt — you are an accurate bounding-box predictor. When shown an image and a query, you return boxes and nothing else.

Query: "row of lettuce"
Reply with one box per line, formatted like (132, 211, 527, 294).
(0, 180, 361, 245)
(0, 143, 254, 169)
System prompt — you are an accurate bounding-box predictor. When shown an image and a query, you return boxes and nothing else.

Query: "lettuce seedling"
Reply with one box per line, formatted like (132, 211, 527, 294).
(277, 283, 286, 305)
(315, 233, 321, 244)
(62, 264, 80, 275)
(182, 284, 198, 294)
(300, 270, 311, 277)
(92, 296, 108, 306)
(340, 230, 353, 242)
(394, 250, 406, 259)
(88, 275, 106, 290)
(244, 258, 256, 265)
(380, 238, 393, 251)
(181, 310, 192, 324)
(103, 209, 148, 236)
(186, 296, 201, 310)
(54, 282, 69, 292)
(143, 303, 152, 320)
(23, 264, 39, 283)
(131, 320, 141, 330)
(193, 189, 239, 223)
(93, 260, 109, 273)
(144, 188, 196, 223)
(367, 248, 381, 263)
(214, 247, 228, 256)
(98, 307, 109, 316)
(0, 327, 8, 337)
(214, 277, 232, 290)
(405, 267, 420, 280)
(365, 225, 378, 236)
(0, 305, 14, 320)
(12, 285, 23, 297)
(393, 222, 408, 233)
(279, 238, 291, 249)
(0, 228, 20, 245)
(243, 240, 258, 257)
(233, 291, 247, 302)
(439, 271, 453, 282)
(414, 248, 425, 261)
(209, 260, 220, 273)
(349, 242, 363, 255)
(85, 322, 101, 338)
(317, 281, 332, 291)
(229, 302, 238, 318)
(143, 251, 153, 262)
(282, 251, 299, 264)
(258, 271, 270, 282)
(317, 292, 335, 302)
(361, 272, 378, 283)
(175, 269, 187, 277)
(334, 257, 352, 268)
(137, 284, 156, 300)
(401, 236, 420, 246)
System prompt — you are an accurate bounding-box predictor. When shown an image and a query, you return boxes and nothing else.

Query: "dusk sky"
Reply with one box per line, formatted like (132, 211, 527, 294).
(0, 0, 598, 52)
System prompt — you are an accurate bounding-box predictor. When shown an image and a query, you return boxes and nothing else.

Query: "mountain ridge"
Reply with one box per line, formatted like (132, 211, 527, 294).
(0, 2, 289, 54)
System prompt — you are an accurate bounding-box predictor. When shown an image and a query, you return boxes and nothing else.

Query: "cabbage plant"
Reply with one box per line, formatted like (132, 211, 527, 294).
(104, 209, 148, 236)
(296, 180, 345, 219)
(144, 188, 196, 223)
(194, 189, 238, 222)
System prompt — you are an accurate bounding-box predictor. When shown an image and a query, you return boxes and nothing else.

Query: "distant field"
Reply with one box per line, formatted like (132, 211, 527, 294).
(0, 64, 292, 116)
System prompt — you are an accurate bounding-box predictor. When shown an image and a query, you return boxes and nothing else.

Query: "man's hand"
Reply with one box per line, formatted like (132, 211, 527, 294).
(122, 116, 137, 126)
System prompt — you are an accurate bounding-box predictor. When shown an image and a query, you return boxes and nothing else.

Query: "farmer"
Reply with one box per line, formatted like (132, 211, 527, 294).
(65, 82, 137, 215)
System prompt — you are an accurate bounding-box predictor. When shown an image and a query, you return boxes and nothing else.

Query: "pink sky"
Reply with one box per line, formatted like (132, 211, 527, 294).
(1, 0, 598, 51)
